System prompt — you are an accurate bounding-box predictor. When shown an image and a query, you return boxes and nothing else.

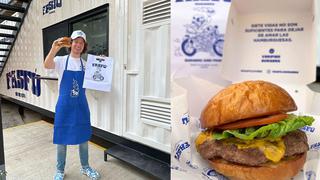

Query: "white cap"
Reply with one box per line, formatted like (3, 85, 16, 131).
(71, 30, 86, 42)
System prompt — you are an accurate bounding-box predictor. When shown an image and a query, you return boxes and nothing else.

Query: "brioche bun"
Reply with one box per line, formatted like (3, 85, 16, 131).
(200, 80, 297, 129)
(58, 37, 71, 47)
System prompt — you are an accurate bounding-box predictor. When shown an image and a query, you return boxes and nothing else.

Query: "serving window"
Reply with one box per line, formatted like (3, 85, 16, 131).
(42, 4, 109, 60)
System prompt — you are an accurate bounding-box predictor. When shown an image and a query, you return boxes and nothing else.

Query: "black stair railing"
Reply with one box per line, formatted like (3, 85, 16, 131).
(0, 0, 32, 77)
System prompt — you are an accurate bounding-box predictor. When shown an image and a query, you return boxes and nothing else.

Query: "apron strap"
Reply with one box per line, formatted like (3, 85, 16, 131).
(80, 58, 84, 71)
(64, 55, 70, 70)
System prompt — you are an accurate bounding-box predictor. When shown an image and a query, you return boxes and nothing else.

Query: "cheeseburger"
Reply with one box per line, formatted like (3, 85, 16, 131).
(195, 80, 314, 180)
(58, 37, 71, 47)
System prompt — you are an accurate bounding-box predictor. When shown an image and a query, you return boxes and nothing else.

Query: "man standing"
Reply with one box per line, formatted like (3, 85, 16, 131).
(44, 30, 101, 180)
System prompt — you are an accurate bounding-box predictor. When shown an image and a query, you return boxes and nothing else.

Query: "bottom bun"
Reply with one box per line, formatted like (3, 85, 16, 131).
(209, 153, 306, 180)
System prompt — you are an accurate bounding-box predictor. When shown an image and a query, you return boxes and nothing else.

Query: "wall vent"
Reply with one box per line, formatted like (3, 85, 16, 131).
(143, 0, 170, 24)
(140, 97, 171, 129)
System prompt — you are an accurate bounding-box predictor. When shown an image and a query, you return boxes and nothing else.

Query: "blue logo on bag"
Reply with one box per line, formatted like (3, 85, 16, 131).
(181, 113, 190, 125)
(269, 48, 275, 54)
(202, 168, 228, 180)
(305, 170, 316, 180)
(174, 141, 190, 161)
(310, 142, 320, 150)
(181, 14, 224, 57)
(300, 126, 315, 133)
(96, 58, 105, 63)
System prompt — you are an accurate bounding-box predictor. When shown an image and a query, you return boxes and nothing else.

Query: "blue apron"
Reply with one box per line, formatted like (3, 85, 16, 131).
(53, 55, 92, 145)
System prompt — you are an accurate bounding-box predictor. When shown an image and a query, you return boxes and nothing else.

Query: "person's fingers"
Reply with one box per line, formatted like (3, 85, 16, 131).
(52, 41, 62, 50)
(54, 37, 64, 45)
(53, 39, 60, 45)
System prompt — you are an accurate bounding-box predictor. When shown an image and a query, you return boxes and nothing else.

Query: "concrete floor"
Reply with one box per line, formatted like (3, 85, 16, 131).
(0, 101, 154, 180)
(1, 100, 41, 129)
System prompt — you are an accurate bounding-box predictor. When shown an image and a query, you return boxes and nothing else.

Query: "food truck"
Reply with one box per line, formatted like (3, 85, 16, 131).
(0, 0, 170, 179)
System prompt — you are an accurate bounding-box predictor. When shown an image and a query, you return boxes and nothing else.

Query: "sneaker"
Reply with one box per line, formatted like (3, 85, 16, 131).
(54, 172, 64, 180)
(80, 167, 101, 180)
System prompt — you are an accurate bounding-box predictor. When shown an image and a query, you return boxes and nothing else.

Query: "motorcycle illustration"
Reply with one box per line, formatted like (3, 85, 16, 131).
(181, 14, 224, 57)
(92, 67, 104, 81)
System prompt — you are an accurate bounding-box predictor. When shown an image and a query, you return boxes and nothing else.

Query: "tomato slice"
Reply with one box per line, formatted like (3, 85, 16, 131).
(215, 114, 288, 130)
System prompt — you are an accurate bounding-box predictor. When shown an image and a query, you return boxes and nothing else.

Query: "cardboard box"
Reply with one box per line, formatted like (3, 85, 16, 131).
(221, 0, 317, 85)
(171, 1, 320, 179)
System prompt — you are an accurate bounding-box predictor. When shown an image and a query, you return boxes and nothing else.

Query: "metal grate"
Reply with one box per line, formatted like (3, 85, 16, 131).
(143, 0, 170, 24)
(140, 97, 171, 128)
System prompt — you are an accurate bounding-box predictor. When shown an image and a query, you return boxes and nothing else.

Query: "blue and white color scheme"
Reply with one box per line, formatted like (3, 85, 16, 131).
(70, 78, 79, 98)
(171, 0, 231, 82)
(172, 78, 320, 179)
(171, 1, 320, 178)
(43, 0, 62, 15)
(54, 55, 91, 145)
(6, 70, 41, 97)
(221, 0, 317, 85)
(181, 113, 190, 125)
(83, 54, 113, 92)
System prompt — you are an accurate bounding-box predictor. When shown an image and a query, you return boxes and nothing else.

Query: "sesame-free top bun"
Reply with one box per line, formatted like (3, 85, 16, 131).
(59, 37, 71, 47)
(209, 153, 306, 180)
(200, 80, 297, 129)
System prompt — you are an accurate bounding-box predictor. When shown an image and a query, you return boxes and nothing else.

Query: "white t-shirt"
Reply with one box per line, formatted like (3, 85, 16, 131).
(54, 55, 85, 87)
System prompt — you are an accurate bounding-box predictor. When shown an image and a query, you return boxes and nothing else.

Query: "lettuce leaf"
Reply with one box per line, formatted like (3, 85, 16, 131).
(213, 115, 314, 140)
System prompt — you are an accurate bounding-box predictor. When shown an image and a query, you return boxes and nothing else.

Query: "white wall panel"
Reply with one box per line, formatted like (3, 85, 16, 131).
(0, 0, 170, 152)
(124, 0, 170, 152)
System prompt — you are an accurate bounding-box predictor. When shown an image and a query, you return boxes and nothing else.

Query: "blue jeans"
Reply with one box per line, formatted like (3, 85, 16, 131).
(56, 141, 90, 173)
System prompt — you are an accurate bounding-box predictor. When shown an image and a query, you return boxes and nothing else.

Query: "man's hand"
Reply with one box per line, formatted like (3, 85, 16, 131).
(44, 37, 66, 69)
(51, 38, 64, 54)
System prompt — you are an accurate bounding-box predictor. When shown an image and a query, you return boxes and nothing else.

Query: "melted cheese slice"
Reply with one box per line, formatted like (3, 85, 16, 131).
(195, 132, 285, 163)
(224, 138, 286, 163)
(195, 132, 212, 149)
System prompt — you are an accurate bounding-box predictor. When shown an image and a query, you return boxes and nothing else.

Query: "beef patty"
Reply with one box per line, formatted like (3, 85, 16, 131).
(197, 130, 308, 166)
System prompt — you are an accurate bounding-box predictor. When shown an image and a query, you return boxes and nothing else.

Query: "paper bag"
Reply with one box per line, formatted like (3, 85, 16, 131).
(83, 54, 113, 92)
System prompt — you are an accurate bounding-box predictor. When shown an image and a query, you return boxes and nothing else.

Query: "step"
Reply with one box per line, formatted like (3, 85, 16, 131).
(0, 15, 22, 22)
(0, 41, 12, 45)
(0, 24, 18, 31)
(0, 55, 6, 58)
(0, 48, 9, 51)
(0, 3, 25, 13)
(105, 144, 170, 180)
(0, 33, 14, 38)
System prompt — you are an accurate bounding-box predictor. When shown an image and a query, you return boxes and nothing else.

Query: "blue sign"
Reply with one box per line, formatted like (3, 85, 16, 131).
(6, 70, 41, 97)
(43, 0, 62, 15)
